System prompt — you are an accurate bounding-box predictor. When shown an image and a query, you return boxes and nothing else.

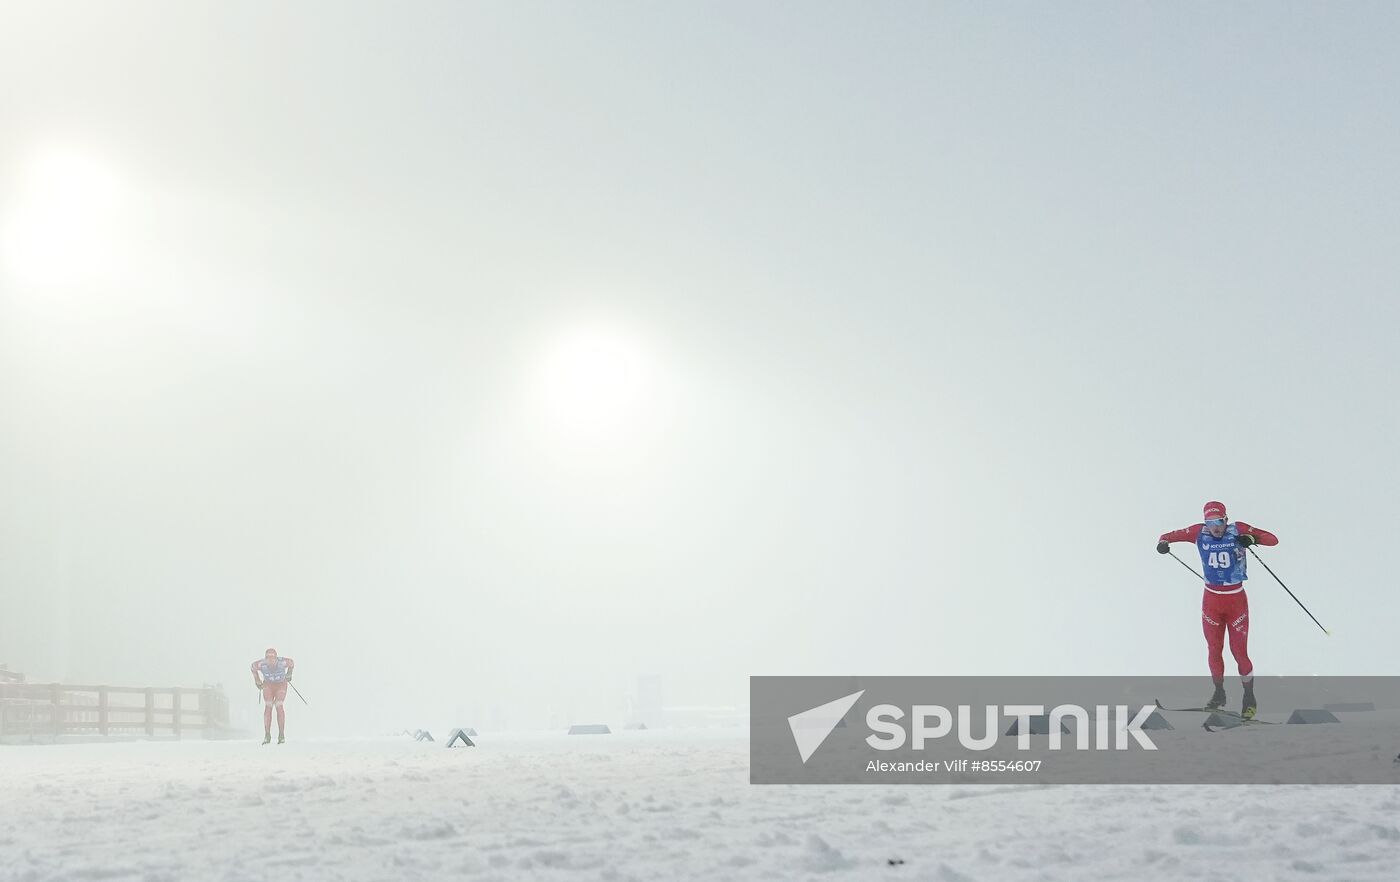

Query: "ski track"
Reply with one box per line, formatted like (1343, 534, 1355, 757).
(3, 732, 1400, 882)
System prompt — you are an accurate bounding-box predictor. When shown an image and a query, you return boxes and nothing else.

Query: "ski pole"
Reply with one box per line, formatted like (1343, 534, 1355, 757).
(1166, 548, 1204, 581)
(1247, 547, 1329, 635)
(290, 683, 309, 706)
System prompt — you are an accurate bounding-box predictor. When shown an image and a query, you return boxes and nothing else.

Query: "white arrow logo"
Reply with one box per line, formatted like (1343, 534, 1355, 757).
(787, 690, 864, 763)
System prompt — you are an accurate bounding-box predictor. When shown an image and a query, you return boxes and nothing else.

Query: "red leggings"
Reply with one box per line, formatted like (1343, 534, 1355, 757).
(1202, 588, 1252, 682)
(262, 681, 288, 735)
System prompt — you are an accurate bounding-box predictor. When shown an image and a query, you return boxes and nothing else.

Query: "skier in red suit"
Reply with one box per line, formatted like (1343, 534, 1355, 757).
(251, 648, 295, 744)
(1157, 501, 1278, 718)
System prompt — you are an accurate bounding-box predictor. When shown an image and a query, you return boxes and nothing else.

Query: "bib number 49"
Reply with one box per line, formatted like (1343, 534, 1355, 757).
(1207, 551, 1235, 569)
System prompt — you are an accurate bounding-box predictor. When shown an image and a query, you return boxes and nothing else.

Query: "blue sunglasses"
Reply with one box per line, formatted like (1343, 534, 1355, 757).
(1204, 517, 1227, 527)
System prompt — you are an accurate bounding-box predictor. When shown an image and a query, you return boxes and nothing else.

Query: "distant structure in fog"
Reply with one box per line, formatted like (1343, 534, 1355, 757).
(0, 664, 24, 685)
(632, 674, 663, 728)
(662, 705, 747, 728)
(0, 678, 232, 744)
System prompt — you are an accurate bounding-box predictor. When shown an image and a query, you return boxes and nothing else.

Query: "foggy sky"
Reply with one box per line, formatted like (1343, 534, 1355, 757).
(2, 1, 1399, 731)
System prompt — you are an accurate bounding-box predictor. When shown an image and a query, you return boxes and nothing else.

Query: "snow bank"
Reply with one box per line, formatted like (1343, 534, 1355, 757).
(3, 727, 1400, 880)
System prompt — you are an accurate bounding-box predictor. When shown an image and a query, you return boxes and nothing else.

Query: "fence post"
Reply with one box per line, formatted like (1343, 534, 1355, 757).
(51, 683, 62, 737)
(172, 687, 182, 738)
(206, 685, 228, 733)
(98, 686, 109, 737)
(145, 688, 155, 737)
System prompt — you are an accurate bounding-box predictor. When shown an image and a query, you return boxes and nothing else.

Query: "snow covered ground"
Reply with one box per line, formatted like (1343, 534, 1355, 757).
(4, 727, 1400, 882)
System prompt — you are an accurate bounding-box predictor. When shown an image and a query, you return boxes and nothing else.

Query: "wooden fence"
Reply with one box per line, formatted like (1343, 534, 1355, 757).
(0, 682, 230, 741)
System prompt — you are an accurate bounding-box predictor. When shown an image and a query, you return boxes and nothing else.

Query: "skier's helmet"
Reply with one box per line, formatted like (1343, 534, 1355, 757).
(265, 647, 277, 657)
(1203, 501, 1228, 536)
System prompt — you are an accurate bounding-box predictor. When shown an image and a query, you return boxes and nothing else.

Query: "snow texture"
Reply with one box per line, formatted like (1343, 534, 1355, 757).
(4, 727, 1400, 881)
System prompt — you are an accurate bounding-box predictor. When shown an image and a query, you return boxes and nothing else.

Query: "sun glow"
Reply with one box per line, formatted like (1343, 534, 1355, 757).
(534, 323, 656, 443)
(0, 145, 127, 286)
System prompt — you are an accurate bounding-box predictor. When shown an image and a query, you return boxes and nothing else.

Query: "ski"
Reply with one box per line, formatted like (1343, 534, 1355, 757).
(1155, 699, 1277, 728)
(1202, 718, 1275, 732)
(1154, 699, 1248, 719)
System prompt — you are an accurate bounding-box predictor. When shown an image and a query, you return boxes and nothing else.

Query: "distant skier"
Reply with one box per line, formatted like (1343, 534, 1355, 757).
(1157, 501, 1278, 719)
(251, 648, 295, 744)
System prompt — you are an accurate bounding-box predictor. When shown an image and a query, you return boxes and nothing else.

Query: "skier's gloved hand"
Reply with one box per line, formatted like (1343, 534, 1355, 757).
(1237, 534, 1257, 548)
(1156, 541, 1170, 554)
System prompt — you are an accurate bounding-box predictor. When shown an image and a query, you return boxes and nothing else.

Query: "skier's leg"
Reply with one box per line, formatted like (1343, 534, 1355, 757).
(1223, 593, 1256, 717)
(1202, 593, 1227, 684)
(1232, 610, 1254, 680)
(274, 683, 287, 741)
(261, 683, 274, 738)
(1227, 594, 1253, 680)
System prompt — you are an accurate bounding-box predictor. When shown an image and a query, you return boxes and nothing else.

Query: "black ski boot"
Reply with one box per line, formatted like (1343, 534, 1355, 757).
(1205, 683, 1227, 710)
(1242, 682, 1257, 720)
(277, 734, 285, 745)
(262, 733, 272, 745)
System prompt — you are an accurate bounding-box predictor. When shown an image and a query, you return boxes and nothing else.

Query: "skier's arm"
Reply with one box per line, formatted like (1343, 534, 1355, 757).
(250, 660, 262, 688)
(1156, 525, 1201, 552)
(1233, 521, 1278, 547)
(285, 658, 295, 683)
